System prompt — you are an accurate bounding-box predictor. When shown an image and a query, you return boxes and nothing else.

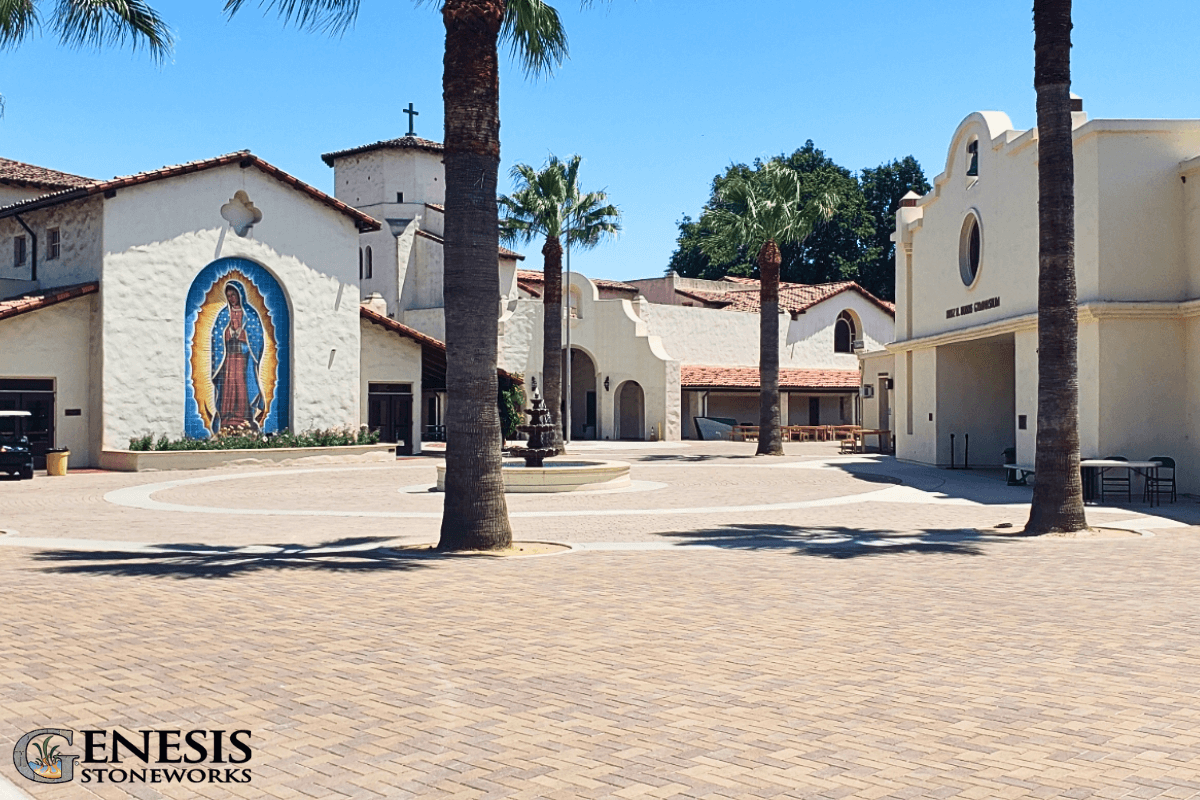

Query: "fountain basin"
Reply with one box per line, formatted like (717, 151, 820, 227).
(436, 458, 631, 493)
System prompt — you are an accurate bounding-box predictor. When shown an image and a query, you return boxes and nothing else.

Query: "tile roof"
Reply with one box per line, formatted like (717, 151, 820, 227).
(0, 158, 96, 190)
(414, 228, 524, 260)
(0, 282, 98, 322)
(0, 152, 382, 232)
(515, 269, 638, 294)
(321, 135, 444, 167)
(688, 278, 895, 317)
(680, 365, 860, 391)
(359, 305, 445, 351)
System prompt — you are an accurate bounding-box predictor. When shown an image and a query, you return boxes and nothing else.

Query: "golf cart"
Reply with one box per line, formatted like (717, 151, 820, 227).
(0, 410, 34, 480)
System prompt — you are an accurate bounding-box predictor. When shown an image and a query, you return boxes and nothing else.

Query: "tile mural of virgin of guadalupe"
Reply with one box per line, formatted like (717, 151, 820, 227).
(185, 258, 290, 438)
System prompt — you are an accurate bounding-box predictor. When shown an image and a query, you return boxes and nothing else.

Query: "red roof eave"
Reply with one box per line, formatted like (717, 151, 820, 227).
(0, 152, 381, 233)
(680, 365, 859, 392)
(0, 282, 99, 322)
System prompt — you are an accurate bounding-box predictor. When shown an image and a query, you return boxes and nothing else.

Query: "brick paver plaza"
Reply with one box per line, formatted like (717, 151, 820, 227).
(2, 442, 1199, 799)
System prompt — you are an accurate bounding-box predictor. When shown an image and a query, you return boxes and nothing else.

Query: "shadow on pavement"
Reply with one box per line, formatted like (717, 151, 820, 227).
(659, 523, 990, 559)
(634, 454, 757, 463)
(30, 537, 434, 580)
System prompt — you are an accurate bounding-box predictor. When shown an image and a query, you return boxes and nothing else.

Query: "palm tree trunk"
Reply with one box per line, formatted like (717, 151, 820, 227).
(437, 0, 513, 551)
(757, 239, 784, 456)
(541, 234, 566, 454)
(1026, 0, 1087, 534)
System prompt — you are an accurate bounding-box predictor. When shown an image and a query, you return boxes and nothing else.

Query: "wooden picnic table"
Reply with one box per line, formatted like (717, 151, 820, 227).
(856, 429, 892, 453)
(731, 425, 758, 442)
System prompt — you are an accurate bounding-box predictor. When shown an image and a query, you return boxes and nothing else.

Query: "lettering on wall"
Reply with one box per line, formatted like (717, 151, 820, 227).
(946, 296, 1000, 319)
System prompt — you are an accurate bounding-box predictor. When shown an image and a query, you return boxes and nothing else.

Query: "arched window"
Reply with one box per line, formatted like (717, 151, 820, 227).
(966, 139, 979, 177)
(364, 246, 373, 279)
(834, 311, 857, 354)
(358, 248, 363, 280)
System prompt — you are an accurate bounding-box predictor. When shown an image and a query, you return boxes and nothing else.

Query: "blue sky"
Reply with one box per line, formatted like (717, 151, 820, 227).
(3, 1, 1199, 282)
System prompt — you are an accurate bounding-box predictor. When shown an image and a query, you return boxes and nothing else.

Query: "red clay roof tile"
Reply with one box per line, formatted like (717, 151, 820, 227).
(321, 136, 444, 167)
(0, 282, 98, 321)
(0, 152, 381, 232)
(0, 158, 96, 190)
(680, 365, 859, 391)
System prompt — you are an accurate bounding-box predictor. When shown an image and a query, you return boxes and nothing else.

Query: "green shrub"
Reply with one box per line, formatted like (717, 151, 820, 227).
(498, 375, 526, 441)
(128, 426, 381, 452)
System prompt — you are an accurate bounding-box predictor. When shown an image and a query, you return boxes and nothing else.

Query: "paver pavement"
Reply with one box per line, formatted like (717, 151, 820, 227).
(2, 443, 1199, 799)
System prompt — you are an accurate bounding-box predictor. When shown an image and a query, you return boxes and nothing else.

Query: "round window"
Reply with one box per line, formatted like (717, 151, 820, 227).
(959, 213, 982, 286)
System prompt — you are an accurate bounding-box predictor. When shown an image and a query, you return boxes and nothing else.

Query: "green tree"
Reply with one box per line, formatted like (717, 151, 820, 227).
(499, 154, 620, 454)
(228, 0, 599, 551)
(0, 0, 173, 113)
(859, 156, 931, 297)
(698, 161, 840, 456)
(670, 143, 929, 301)
(1026, 0, 1087, 534)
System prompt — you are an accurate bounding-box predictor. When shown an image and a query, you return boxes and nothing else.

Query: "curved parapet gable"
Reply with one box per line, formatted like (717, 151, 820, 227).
(928, 111, 1018, 202)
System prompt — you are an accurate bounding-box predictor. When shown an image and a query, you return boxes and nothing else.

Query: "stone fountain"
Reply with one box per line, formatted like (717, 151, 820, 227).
(435, 378, 631, 493)
(509, 381, 557, 467)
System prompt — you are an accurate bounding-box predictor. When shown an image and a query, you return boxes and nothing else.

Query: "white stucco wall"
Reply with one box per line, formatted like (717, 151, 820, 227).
(359, 319, 423, 453)
(99, 164, 363, 449)
(858, 351, 895, 431)
(507, 274, 680, 441)
(0, 295, 99, 465)
(332, 149, 445, 211)
(0, 196, 103, 289)
(644, 291, 890, 370)
(0, 185, 48, 206)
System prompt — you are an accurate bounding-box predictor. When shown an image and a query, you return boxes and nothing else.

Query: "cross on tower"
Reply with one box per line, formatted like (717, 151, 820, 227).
(403, 103, 419, 137)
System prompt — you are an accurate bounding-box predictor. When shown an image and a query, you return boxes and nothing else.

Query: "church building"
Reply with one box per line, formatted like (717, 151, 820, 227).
(0, 132, 895, 469)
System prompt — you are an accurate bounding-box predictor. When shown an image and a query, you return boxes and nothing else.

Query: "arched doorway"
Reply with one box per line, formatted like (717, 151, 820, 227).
(615, 380, 645, 440)
(567, 348, 598, 440)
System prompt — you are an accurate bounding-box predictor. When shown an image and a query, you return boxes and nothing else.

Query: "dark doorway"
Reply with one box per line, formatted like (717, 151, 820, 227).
(808, 397, 820, 426)
(0, 378, 54, 469)
(368, 383, 413, 455)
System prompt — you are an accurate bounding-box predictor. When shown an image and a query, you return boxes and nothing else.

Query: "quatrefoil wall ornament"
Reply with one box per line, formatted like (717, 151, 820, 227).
(221, 190, 263, 237)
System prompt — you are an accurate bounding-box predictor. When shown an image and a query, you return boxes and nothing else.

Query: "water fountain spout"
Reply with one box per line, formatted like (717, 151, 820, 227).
(508, 377, 558, 468)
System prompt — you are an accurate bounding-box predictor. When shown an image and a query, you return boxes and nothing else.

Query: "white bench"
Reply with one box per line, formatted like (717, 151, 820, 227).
(1003, 463, 1035, 486)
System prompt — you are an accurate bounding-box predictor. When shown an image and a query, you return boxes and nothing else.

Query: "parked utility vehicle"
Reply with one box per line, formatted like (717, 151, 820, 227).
(0, 410, 34, 480)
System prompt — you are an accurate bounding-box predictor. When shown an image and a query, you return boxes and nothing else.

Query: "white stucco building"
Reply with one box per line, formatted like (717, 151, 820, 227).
(1, 134, 896, 465)
(319, 134, 894, 443)
(0, 152, 439, 467)
(866, 100, 1200, 490)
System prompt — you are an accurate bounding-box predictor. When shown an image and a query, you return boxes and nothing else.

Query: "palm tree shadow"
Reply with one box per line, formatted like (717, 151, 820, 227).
(660, 523, 991, 559)
(31, 537, 437, 580)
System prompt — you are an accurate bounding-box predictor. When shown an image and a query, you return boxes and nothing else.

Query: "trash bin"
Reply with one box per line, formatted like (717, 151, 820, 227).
(46, 448, 70, 476)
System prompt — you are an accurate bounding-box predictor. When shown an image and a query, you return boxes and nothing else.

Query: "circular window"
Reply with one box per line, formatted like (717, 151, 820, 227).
(959, 213, 982, 286)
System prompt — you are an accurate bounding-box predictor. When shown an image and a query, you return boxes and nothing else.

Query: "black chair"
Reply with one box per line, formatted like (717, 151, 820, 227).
(1144, 456, 1177, 505)
(1100, 456, 1131, 503)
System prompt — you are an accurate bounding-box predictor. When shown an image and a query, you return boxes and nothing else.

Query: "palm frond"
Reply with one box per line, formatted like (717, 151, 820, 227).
(223, 0, 359, 35)
(0, 0, 38, 48)
(502, 0, 568, 78)
(698, 160, 842, 268)
(50, 0, 172, 62)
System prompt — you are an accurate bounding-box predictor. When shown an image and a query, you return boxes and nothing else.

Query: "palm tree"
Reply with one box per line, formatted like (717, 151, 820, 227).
(1026, 0, 1087, 533)
(698, 161, 840, 456)
(227, 0, 596, 551)
(499, 154, 620, 453)
(0, 0, 172, 113)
